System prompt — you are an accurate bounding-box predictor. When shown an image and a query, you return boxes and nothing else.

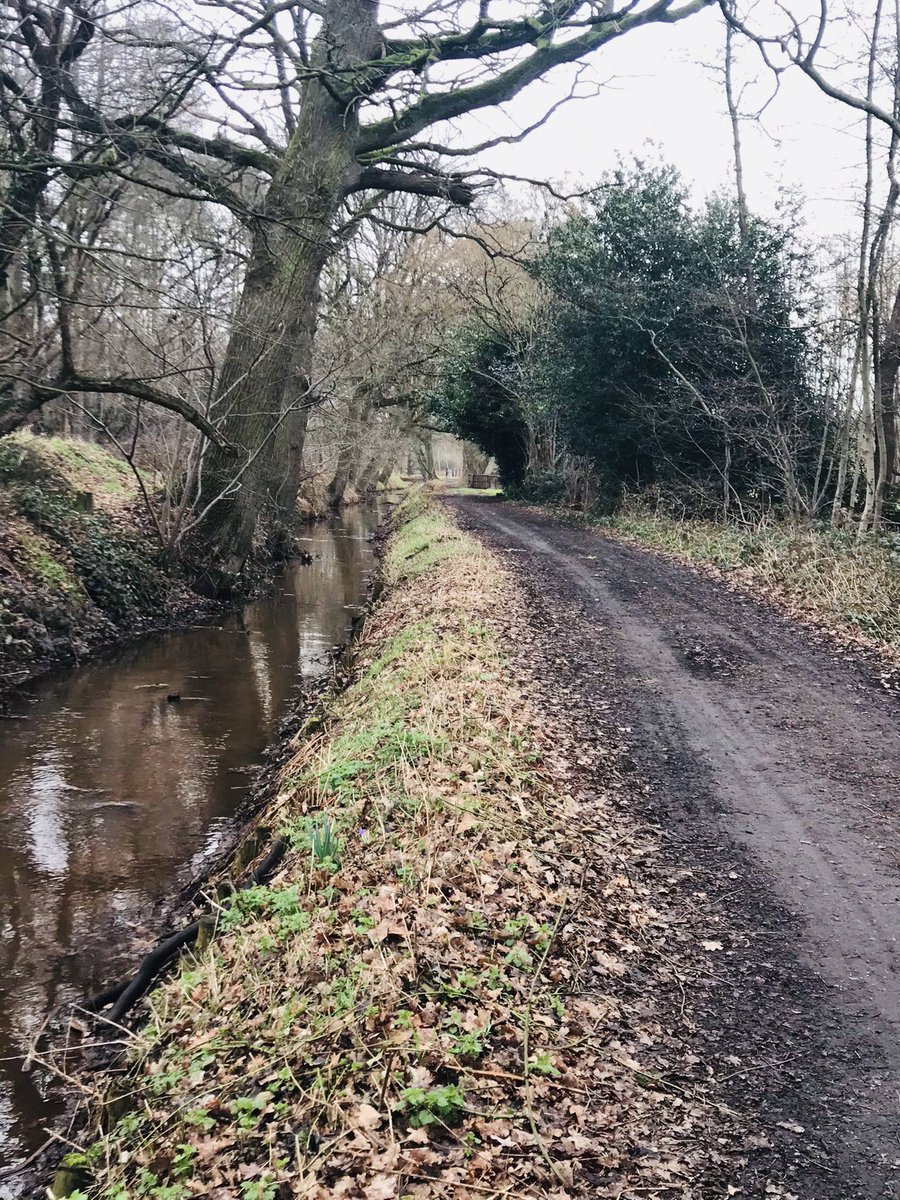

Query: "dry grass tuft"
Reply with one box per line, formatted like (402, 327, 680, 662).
(602, 508, 900, 657)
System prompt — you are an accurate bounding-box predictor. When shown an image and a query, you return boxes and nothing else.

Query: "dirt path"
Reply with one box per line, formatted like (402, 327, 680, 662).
(452, 496, 900, 1198)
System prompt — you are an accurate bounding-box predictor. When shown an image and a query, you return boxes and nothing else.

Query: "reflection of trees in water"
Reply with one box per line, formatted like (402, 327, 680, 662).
(0, 505, 382, 1162)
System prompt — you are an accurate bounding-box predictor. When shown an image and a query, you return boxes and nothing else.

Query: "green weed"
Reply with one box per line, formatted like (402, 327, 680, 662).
(397, 1083, 466, 1129)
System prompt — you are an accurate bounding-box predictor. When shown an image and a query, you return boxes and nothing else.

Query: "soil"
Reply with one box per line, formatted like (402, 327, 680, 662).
(451, 495, 900, 1199)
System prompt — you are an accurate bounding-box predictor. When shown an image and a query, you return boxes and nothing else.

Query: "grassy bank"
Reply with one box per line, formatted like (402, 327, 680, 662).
(64, 493, 736, 1199)
(590, 508, 900, 656)
(0, 432, 198, 694)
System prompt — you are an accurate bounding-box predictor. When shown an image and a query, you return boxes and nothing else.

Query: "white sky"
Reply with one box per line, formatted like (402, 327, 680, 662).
(466, 3, 876, 244)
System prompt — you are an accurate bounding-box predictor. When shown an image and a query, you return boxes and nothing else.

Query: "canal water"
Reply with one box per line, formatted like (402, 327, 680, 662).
(0, 504, 383, 1183)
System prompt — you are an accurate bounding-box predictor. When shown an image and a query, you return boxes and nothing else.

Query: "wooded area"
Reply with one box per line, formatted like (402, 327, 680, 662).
(3, 0, 900, 581)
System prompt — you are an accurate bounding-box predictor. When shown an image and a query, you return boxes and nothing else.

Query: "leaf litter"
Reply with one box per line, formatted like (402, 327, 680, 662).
(75, 493, 754, 1199)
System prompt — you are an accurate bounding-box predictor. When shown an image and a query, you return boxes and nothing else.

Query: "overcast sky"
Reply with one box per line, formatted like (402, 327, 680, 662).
(462, 3, 877, 244)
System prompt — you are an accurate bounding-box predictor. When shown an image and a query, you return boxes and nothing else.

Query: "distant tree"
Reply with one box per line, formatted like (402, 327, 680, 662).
(433, 323, 531, 485)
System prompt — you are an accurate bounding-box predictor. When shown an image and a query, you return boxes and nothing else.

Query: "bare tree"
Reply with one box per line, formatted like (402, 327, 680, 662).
(2, 0, 717, 586)
(721, 0, 900, 530)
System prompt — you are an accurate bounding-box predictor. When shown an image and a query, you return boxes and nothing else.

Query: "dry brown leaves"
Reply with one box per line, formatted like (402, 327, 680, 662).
(85, 499, 748, 1200)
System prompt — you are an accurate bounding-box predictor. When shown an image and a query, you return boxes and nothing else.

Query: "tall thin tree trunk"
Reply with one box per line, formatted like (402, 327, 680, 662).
(328, 389, 368, 507)
(855, 0, 885, 536)
(831, 336, 862, 525)
(876, 280, 900, 499)
(724, 23, 751, 251)
(858, 332, 878, 537)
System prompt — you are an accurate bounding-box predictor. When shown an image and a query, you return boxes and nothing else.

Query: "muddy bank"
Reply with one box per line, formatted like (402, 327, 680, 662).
(0, 504, 384, 1194)
(0, 433, 222, 702)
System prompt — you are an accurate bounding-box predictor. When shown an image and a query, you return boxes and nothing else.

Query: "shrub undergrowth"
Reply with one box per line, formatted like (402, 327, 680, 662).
(598, 507, 900, 650)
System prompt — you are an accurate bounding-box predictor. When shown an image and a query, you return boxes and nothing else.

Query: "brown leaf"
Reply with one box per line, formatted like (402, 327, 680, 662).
(364, 1174, 397, 1199)
(353, 1102, 383, 1131)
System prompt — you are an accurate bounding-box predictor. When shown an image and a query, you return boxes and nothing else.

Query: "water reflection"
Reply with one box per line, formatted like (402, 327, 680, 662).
(0, 505, 382, 1180)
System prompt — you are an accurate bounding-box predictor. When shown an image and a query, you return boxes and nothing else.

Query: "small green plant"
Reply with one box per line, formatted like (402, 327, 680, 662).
(310, 816, 341, 869)
(147, 1065, 185, 1096)
(240, 1180, 278, 1200)
(396, 864, 422, 892)
(445, 1015, 491, 1059)
(172, 1144, 197, 1180)
(501, 914, 531, 940)
(231, 1092, 271, 1130)
(183, 1108, 215, 1132)
(188, 1050, 214, 1078)
(61, 1151, 90, 1170)
(394, 1008, 415, 1030)
(527, 1051, 561, 1077)
(350, 907, 376, 933)
(461, 1129, 483, 1158)
(504, 943, 534, 970)
(397, 1083, 466, 1128)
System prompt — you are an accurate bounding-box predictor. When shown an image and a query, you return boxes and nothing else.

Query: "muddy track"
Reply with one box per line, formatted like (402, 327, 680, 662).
(451, 496, 900, 1199)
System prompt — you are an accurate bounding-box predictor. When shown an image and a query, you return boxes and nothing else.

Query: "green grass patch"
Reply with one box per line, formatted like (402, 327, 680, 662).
(447, 486, 503, 497)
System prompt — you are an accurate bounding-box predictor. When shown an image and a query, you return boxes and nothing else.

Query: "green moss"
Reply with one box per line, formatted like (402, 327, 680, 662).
(43, 435, 133, 495)
(17, 530, 85, 601)
(0, 431, 134, 499)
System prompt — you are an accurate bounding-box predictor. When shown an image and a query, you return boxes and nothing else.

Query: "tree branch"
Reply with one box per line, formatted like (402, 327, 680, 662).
(0, 372, 236, 451)
(360, 0, 714, 153)
(347, 166, 478, 205)
(719, 0, 900, 144)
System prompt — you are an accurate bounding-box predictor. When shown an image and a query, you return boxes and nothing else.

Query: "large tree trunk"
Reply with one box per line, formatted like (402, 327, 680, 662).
(328, 389, 368, 508)
(192, 1, 382, 588)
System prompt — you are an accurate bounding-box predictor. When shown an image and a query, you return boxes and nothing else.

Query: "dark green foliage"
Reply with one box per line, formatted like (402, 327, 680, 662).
(16, 485, 162, 621)
(436, 161, 824, 517)
(534, 164, 819, 511)
(430, 325, 530, 485)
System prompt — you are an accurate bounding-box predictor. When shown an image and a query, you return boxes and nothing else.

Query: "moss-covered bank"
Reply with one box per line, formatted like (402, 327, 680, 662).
(0, 433, 208, 697)
(59, 492, 744, 1199)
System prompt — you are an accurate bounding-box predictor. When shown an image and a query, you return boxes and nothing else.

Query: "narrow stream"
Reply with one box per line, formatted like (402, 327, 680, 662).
(0, 504, 383, 1181)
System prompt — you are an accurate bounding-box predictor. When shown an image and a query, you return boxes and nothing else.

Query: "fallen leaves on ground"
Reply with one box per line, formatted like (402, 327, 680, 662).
(80, 494, 752, 1199)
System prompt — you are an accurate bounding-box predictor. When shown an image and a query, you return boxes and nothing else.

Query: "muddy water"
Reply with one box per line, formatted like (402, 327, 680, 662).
(0, 505, 383, 1180)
